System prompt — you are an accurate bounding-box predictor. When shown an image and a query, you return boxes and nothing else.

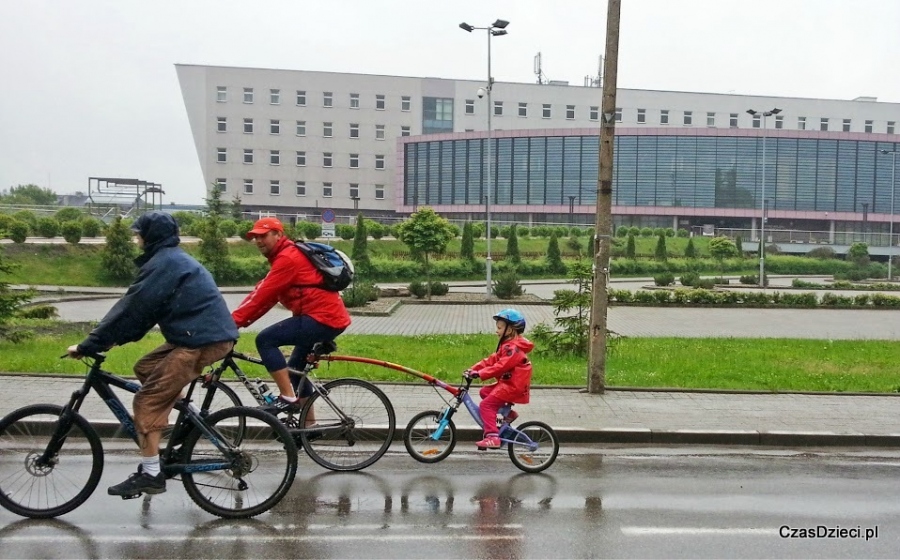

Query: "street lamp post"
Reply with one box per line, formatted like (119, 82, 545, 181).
(881, 149, 897, 280)
(747, 107, 781, 287)
(568, 195, 576, 225)
(460, 18, 508, 299)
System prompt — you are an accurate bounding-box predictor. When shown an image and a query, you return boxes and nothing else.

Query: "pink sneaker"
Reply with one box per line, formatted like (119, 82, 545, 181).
(476, 435, 502, 449)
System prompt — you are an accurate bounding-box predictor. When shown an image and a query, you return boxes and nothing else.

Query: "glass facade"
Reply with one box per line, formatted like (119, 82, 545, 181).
(402, 133, 900, 213)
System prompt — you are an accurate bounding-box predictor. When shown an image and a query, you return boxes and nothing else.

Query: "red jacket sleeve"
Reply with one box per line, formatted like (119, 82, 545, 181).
(471, 343, 521, 381)
(231, 255, 296, 327)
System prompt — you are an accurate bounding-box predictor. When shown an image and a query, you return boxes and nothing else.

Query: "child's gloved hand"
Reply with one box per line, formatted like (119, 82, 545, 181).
(464, 369, 480, 380)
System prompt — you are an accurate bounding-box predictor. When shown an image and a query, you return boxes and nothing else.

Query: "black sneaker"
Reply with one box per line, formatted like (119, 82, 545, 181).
(260, 395, 302, 415)
(108, 470, 166, 498)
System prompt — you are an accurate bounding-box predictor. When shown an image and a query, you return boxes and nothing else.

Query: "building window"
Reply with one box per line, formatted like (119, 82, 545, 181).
(216, 86, 227, 102)
(401, 96, 411, 111)
(214, 178, 226, 192)
(375, 155, 385, 169)
(865, 120, 874, 133)
(349, 123, 359, 138)
(243, 149, 253, 164)
(465, 99, 475, 114)
(323, 92, 333, 107)
(518, 102, 528, 117)
(842, 119, 851, 132)
(269, 150, 280, 165)
(350, 93, 360, 109)
(296, 151, 306, 166)
(323, 122, 333, 137)
(888, 121, 896, 134)
(270, 119, 280, 135)
(615, 108, 622, 122)
(729, 113, 738, 128)
(375, 124, 385, 140)
(683, 111, 693, 126)
(798, 116, 807, 130)
(323, 152, 333, 167)
(216, 117, 227, 132)
(323, 183, 333, 198)
(820, 118, 829, 131)
(243, 87, 253, 103)
(269, 89, 280, 104)
(589, 106, 599, 121)
(243, 118, 253, 134)
(752, 114, 761, 128)
(243, 180, 253, 194)
(422, 97, 454, 134)
(296, 121, 306, 136)
(296, 181, 306, 196)
(494, 101, 503, 116)
(376, 94, 385, 110)
(542, 104, 551, 118)
(566, 105, 576, 120)
(401, 126, 411, 136)
(660, 110, 669, 125)
(270, 180, 280, 195)
(349, 183, 359, 199)
(216, 148, 226, 163)
(350, 154, 359, 168)
(637, 108, 646, 124)
(375, 184, 384, 200)
(707, 112, 715, 127)
(775, 115, 784, 129)
(296, 90, 306, 106)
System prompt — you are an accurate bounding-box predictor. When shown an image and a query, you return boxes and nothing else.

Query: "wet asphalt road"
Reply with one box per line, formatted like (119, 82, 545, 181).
(1, 446, 899, 559)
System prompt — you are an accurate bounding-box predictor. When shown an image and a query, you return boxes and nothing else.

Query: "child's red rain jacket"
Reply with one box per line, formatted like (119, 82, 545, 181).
(470, 336, 534, 404)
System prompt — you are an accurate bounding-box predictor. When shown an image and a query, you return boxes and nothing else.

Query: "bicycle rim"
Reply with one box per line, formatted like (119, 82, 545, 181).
(300, 378, 395, 472)
(181, 406, 297, 519)
(0, 404, 104, 518)
(404, 410, 456, 463)
(507, 421, 559, 474)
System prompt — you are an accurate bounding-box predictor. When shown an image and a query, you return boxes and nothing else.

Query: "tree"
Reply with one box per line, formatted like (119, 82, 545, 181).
(709, 236, 738, 270)
(198, 187, 231, 282)
(61, 221, 82, 244)
(848, 242, 870, 267)
(460, 221, 475, 262)
(102, 217, 137, 282)
(0, 184, 57, 206)
(625, 234, 636, 259)
(684, 237, 697, 259)
(0, 248, 35, 342)
(505, 224, 521, 264)
(395, 207, 453, 299)
(55, 207, 84, 222)
(546, 231, 565, 274)
(351, 213, 371, 275)
(229, 193, 243, 220)
(654, 234, 667, 261)
(36, 217, 59, 238)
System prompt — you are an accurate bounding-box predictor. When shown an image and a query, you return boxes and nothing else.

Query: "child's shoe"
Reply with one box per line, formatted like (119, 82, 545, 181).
(476, 434, 502, 450)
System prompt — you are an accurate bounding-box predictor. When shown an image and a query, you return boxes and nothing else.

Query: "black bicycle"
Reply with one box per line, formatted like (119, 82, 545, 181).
(201, 341, 396, 472)
(0, 350, 298, 519)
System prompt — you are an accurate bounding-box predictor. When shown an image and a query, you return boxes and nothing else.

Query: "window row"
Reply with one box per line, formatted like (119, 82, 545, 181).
(215, 178, 384, 199)
(215, 118, 411, 138)
(465, 100, 603, 121)
(215, 86, 411, 111)
(631, 109, 896, 134)
(215, 148, 386, 169)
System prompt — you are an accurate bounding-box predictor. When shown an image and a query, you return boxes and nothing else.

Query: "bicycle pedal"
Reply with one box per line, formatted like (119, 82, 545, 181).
(120, 492, 143, 500)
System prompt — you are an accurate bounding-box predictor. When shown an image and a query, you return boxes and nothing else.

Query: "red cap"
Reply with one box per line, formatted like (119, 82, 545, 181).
(246, 217, 284, 238)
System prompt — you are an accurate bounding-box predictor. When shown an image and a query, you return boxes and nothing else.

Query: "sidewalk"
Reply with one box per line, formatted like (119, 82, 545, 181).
(4, 375, 899, 447)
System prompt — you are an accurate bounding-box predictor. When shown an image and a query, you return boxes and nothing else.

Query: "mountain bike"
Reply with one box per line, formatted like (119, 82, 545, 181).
(403, 374, 559, 473)
(0, 350, 297, 519)
(201, 340, 395, 472)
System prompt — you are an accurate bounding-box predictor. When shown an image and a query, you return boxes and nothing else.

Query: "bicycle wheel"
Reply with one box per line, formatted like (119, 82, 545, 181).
(0, 404, 103, 518)
(506, 421, 559, 474)
(299, 378, 395, 472)
(404, 410, 456, 463)
(180, 406, 297, 519)
(168, 380, 245, 447)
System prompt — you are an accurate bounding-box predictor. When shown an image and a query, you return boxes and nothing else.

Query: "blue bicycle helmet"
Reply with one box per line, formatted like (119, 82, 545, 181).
(493, 308, 526, 333)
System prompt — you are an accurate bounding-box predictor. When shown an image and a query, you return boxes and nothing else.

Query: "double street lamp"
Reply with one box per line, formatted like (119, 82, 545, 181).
(747, 107, 782, 287)
(880, 149, 897, 280)
(460, 18, 509, 298)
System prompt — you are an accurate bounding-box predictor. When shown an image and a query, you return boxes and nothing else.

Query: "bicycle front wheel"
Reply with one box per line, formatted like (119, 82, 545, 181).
(300, 378, 395, 472)
(0, 404, 103, 518)
(180, 406, 297, 519)
(404, 410, 456, 463)
(507, 421, 559, 474)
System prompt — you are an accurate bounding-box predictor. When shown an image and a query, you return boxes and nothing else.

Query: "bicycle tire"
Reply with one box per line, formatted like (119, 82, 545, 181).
(180, 406, 297, 519)
(0, 404, 104, 518)
(404, 410, 456, 463)
(507, 421, 559, 474)
(299, 378, 395, 472)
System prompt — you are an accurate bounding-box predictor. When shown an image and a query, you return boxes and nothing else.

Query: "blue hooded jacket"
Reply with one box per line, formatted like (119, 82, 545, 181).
(78, 212, 238, 354)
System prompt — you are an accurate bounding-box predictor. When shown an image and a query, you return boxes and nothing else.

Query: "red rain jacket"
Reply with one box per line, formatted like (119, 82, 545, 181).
(470, 336, 534, 404)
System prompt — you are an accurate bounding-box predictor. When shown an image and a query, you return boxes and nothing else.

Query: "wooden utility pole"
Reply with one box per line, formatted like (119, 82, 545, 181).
(588, 0, 621, 394)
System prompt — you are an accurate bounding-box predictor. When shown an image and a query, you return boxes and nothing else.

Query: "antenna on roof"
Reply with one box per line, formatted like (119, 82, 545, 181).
(534, 52, 548, 85)
(585, 55, 603, 88)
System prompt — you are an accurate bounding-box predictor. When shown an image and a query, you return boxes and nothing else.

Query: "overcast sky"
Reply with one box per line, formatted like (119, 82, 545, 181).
(2, 0, 898, 204)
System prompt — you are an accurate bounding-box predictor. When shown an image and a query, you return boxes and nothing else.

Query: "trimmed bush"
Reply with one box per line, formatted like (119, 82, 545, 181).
(60, 221, 82, 244)
(8, 221, 29, 243)
(429, 281, 450, 296)
(81, 218, 103, 237)
(654, 272, 675, 286)
(36, 218, 60, 238)
(408, 280, 427, 299)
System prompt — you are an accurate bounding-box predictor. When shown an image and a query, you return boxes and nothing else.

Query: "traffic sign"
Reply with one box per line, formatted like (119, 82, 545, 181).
(321, 223, 336, 238)
(322, 209, 335, 223)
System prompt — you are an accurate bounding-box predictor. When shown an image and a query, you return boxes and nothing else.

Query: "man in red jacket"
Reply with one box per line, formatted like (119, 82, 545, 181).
(232, 217, 351, 419)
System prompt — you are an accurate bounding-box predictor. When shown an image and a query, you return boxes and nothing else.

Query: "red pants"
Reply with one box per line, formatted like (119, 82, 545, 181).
(479, 385, 510, 437)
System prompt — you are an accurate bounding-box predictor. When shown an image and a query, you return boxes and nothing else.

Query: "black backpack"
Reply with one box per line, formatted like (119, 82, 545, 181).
(294, 241, 355, 292)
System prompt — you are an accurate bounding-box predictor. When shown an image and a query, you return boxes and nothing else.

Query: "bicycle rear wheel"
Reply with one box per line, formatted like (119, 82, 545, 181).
(299, 378, 395, 472)
(404, 410, 456, 463)
(180, 406, 297, 519)
(507, 421, 559, 474)
(0, 404, 103, 518)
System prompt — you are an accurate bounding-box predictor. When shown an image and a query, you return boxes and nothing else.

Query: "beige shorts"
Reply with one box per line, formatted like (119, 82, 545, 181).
(132, 341, 234, 435)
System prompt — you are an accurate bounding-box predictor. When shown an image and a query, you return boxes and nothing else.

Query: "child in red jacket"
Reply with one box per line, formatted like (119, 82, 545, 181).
(465, 309, 534, 449)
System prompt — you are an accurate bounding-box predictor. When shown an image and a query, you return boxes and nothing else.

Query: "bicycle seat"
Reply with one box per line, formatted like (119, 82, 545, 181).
(312, 340, 337, 356)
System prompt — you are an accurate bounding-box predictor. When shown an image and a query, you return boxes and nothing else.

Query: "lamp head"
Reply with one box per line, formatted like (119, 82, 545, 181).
(770, 108, 782, 115)
(459, 22, 474, 32)
(492, 19, 509, 29)
(746, 109, 758, 116)
(491, 29, 508, 36)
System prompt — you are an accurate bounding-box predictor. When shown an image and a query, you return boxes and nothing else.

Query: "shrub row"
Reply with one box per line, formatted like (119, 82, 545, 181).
(608, 288, 900, 308)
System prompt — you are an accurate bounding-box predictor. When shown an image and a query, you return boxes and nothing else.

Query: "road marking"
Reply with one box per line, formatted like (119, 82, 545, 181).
(622, 526, 771, 536)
